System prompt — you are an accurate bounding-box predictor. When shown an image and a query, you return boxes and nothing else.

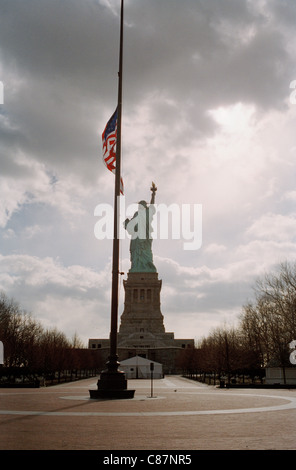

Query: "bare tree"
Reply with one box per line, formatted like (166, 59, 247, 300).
(240, 261, 296, 383)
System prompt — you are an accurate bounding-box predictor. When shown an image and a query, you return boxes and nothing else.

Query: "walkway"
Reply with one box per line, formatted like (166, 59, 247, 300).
(0, 375, 295, 450)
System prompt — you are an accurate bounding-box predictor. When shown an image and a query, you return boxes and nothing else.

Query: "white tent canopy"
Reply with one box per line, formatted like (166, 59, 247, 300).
(120, 356, 163, 379)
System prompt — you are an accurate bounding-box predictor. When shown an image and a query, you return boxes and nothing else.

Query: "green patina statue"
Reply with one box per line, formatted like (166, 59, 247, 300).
(124, 182, 157, 273)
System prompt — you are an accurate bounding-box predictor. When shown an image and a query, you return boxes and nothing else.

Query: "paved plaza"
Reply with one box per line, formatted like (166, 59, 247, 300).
(0, 375, 296, 451)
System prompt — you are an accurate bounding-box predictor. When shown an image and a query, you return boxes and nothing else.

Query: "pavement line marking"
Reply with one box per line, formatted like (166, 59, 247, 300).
(0, 393, 296, 416)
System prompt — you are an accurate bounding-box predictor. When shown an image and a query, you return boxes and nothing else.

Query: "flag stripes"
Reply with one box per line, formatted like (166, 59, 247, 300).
(102, 107, 124, 194)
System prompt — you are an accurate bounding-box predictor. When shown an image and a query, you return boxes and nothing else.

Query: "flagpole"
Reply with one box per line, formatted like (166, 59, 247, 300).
(109, 0, 124, 367)
(90, 0, 134, 399)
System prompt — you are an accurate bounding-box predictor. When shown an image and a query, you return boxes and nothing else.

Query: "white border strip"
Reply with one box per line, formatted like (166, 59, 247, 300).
(1, 393, 296, 416)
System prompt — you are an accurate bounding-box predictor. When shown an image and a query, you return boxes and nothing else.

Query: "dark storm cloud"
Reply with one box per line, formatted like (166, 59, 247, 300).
(0, 0, 292, 180)
(123, 0, 292, 111)
(0, 0, 293, 143)
(0, 0, 118, 85)
(0, 0, 120, 182)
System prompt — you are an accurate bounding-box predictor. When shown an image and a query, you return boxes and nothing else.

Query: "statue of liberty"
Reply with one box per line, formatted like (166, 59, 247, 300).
(124, 182, 157, 273)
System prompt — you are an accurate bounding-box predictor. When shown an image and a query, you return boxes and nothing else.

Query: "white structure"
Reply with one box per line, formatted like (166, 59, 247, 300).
(265, 367, 296, 385)
(120, 356, 163, 379)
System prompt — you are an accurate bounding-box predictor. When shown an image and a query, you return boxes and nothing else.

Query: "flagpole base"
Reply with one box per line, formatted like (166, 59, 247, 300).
(89, 388, 135, 399)
(89, 360, 135, 400)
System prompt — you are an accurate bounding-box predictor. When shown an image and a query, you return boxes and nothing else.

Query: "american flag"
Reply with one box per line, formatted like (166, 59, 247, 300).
(102, 107, 124, 194)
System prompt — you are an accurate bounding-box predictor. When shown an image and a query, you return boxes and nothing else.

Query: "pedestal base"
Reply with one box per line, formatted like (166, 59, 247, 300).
(89, 369, 135, 400)
(89, 388, 135, 399)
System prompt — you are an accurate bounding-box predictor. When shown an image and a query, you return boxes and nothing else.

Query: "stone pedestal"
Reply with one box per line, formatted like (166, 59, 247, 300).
(119, 272, 164, 335)
(118, 272, 174, 349)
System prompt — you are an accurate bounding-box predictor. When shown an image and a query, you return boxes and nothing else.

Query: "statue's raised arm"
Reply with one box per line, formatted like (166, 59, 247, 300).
(150, 181, 157, 205)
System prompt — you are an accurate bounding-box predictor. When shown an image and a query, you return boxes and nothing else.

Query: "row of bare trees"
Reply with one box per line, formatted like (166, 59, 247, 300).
(242, 261, 296, 369)
(0, 293, 104, 384)
(1, 260, 296, 384)
(179, 261, 296, 384)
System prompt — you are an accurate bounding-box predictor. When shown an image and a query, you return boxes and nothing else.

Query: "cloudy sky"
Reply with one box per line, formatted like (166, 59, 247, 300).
(1, 0, 296, 346)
